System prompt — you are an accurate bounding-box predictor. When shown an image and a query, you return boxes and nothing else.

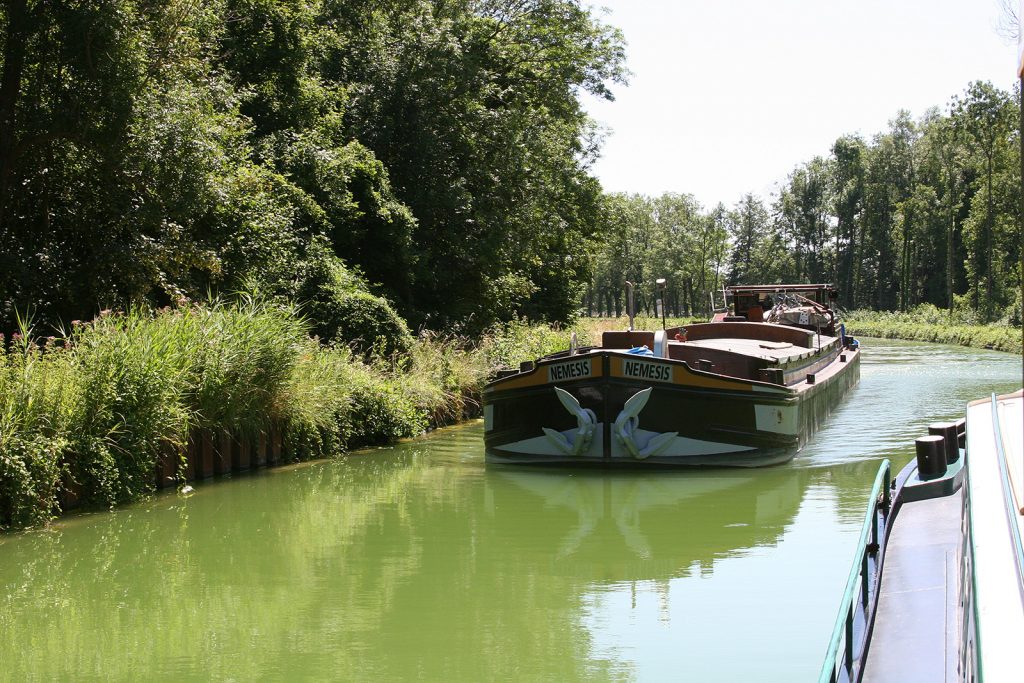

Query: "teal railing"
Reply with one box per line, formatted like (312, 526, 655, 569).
(819, 459, 892, 683)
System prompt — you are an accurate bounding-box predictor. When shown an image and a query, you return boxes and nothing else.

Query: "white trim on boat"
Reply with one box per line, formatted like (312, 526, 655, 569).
(966, 391, 1024, 681)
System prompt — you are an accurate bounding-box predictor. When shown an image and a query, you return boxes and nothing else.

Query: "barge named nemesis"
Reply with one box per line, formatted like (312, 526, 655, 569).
(483, 284, 860, 467)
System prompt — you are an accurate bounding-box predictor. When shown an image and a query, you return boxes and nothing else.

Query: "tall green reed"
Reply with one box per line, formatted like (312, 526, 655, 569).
(0, 324, 77, 528)
(186, 296, 308, 436)
(1, 303, 597, 530)
(67, 309, 195, 506)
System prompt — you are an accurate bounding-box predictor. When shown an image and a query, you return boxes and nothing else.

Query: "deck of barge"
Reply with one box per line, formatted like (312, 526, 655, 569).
(963, 391, 1024, 680)
(681, 334, 837, 364)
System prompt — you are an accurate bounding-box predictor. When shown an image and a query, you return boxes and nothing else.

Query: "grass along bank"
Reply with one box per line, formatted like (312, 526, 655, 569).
(844, 305, 1022, 355)
(0, 304, 571, 531)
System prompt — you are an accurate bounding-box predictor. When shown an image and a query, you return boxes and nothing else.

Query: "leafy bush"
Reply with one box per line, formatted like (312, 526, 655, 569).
(276, 133, 417, 305)
(338, 363, 427, 450)
(0, 433, 67, 529)
(311, 290, 412, 359)
(295, 240, 412, 358)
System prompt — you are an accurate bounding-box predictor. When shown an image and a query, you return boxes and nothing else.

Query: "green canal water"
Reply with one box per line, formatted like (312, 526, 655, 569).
(0, 340, 1020, 682)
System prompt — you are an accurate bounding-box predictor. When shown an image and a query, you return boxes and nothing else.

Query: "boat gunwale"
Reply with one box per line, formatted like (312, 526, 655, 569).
(484, 342, 857, 395)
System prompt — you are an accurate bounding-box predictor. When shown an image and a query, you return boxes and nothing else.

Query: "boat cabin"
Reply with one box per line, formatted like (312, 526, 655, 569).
(716, 284, 839, 335)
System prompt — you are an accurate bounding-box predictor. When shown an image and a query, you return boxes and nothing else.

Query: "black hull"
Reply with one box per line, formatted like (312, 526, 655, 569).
(483, 348, 860, 468)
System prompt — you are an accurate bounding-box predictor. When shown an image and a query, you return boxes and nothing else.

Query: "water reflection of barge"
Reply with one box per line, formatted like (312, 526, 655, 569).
(490, 467, 807, 580)
(821, 389, 1024, 682)
(484, 284, 860, 467)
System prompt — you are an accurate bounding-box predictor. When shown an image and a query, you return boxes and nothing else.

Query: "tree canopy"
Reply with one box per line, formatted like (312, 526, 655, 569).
(0, 0, 625, 333)
(589, 82, 1022, 324)
(0, 2, 1019, 334)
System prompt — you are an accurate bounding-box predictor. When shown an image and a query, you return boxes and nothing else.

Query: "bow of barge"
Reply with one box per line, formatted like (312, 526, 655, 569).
(484, 299, 860, 467)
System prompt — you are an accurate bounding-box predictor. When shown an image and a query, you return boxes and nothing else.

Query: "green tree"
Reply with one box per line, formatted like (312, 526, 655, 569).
(727, 194, 782, 285)
(953, 81, 1017, 318)
(336, 0, 626, 328)
(777, 157, 833, 284)
(831, 135, 866, 306)
(0, 1, 241, 326)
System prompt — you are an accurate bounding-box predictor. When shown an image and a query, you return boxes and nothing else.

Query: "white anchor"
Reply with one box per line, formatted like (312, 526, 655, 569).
(542, 387, 597, 456)
(613, 388, 678, 460)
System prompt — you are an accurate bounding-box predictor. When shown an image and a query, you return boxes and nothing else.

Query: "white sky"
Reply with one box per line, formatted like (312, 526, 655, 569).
(582, 0, 1019, 208)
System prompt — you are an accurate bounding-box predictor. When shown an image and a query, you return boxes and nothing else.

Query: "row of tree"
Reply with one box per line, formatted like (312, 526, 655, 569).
(1, 2, 1020, 335)
(590, 81, 1022, 323)
(0, 0, 625, 334)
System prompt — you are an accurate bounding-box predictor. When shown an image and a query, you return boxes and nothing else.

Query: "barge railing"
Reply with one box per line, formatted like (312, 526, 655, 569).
(818, 459, 892, 683)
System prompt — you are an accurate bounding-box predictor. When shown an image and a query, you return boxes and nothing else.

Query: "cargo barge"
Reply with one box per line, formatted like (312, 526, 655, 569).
(483, 284, 860, 467)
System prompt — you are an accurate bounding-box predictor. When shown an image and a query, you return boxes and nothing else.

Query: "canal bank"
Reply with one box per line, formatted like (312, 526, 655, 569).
(843, 309, 1022, 355)
(0, 306, 572, 531)
(0, 339, 1018, 681)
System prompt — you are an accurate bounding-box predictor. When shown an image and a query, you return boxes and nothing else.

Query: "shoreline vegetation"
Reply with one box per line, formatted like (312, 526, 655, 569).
(0, 300, 572, 531)
(2, 304, 1019, 531)
(843, 305, 1022, 355)
(2, 2, 1022, 530)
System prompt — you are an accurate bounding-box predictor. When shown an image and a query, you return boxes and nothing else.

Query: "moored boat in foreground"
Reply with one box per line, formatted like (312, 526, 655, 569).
(483, 283, 860, 467)
(820, 389, 1024, 683)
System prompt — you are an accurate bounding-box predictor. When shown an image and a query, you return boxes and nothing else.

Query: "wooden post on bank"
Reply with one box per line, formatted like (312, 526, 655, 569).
(155, 440, 177, 489)
(59, 473, 83, 511)
(215, 431, 232, 475)
(235, 434, 251, 471)
(149, 423, 285, 490)
(199, 431, 215, 479)
(269, 424, 282, 465)
(256, 431, 268, 468)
